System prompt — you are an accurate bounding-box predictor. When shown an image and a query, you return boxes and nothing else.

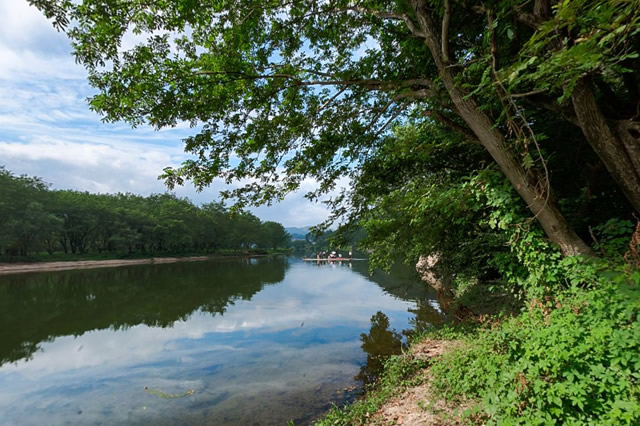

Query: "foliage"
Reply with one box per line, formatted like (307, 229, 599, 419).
(0, 167, 290, 260)
(0, 167, 62, 256)
(502, 0, 640, 102)
(349, 121, 632, 296)
(593, 218, 637, 258)
(463, 169, 603, 297)
(347, 123, 502, 280)
(430, 274, 640, 424)
(30, 1, 640, 236)
(316, 270, 640, 425)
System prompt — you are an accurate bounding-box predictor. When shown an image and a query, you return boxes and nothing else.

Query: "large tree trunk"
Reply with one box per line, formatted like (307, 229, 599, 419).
(571, 78, 640, 213)
(533, 0, 551, 18)
(446, 80, 593, 256)
(411, 1, 593, 256)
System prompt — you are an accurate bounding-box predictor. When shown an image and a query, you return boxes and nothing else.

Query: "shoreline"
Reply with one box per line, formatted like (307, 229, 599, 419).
(316, 338, 465, 426)
(0, 254, 271, 276)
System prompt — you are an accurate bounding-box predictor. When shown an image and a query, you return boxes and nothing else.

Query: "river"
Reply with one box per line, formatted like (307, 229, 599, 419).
(0, 256, 442, 425)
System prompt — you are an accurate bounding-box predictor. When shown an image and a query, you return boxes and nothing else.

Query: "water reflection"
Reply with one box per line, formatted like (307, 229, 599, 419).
(355, 312, 403, 386)
(355, 301, 445, 388)
(0, 257, 443, 425)
(0, 257, 288, 366)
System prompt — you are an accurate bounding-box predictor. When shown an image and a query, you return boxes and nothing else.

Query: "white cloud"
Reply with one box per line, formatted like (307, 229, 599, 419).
(0, 0, 344, 227)
(0, 0, 83, 80)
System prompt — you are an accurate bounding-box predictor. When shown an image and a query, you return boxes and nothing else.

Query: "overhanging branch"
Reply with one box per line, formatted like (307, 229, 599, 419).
(307, 6, 426, 38)
(195, 70, 433, 92)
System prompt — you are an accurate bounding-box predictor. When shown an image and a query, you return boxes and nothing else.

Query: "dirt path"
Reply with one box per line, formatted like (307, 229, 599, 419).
(0, 255, 264, 276)
(373, 340, 470, 425)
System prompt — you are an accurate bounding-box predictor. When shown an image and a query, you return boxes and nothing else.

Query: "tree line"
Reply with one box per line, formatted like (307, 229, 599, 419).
(0, 167, 290, 259)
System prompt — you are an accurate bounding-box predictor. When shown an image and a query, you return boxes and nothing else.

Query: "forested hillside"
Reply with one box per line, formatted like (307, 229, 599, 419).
(0, 167, 290, 259)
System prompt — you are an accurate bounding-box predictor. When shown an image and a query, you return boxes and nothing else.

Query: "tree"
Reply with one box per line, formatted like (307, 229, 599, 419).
(229, 211, 263, 249)
(200, 201, 233, 251)
(261, 221, 291, 249)
(32, 0, 640, 256)
(0, 167, 61, 256)
(500, 0, 640, 214)
(54, 191, 100, 254)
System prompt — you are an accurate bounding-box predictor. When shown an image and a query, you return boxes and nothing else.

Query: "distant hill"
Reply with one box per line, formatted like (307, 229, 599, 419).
(285, 226, 313, 240)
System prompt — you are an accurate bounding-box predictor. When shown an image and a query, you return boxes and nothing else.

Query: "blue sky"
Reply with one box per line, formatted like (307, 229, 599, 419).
(0, 0, 336, 227)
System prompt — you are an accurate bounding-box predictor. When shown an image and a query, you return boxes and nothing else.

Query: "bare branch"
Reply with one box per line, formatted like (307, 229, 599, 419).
(238, 7, 256, 25)
(424, 110, 481, 145)
(340, 7, 426, 38)
(196, 70, 381, 87)
(267, 65, 337, 79)
(363, 92, 426, 134)
(487, 11, 499, 73)
(318, 87, 347, 112)
(373, 101, 411, 138)
(508, 89, 547, 99)
(196, 70, 433, 92)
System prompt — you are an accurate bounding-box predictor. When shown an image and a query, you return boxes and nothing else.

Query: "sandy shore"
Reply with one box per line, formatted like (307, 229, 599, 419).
(0, 255, 263, 276)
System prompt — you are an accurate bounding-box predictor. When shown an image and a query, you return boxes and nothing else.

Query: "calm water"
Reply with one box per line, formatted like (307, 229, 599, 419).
(0, 257, 442, 425)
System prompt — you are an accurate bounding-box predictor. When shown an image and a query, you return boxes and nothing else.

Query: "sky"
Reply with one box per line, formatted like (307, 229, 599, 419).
(0, 0, 336, 228)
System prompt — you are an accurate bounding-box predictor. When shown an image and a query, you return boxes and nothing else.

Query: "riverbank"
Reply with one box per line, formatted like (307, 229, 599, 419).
(316, 273, 640, 425)
(316, 335, 472, 426)
(0, 253, 274, 275)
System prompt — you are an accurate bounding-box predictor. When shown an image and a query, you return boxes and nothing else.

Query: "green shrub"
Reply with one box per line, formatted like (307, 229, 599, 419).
(431, 277, 640, 424)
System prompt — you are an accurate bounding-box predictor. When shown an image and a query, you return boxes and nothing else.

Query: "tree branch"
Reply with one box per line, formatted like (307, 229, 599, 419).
(442, 0, 451, 63)
(374, 101, 411, 138)
(196, 70, 433, 93)
(267, 64, 337, 79)
(508, 89, 547, 99)
(424, 110, 481, 145)
(318, 86, 347, 112)
(341, 7, 426, 38)
(363, 91, 428, 134)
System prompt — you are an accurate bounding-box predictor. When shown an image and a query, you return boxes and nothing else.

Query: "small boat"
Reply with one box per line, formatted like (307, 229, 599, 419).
(301, 257, 365, 262)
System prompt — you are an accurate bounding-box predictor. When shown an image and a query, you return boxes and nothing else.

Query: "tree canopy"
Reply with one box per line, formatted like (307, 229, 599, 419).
(32, 0, 640, 260)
